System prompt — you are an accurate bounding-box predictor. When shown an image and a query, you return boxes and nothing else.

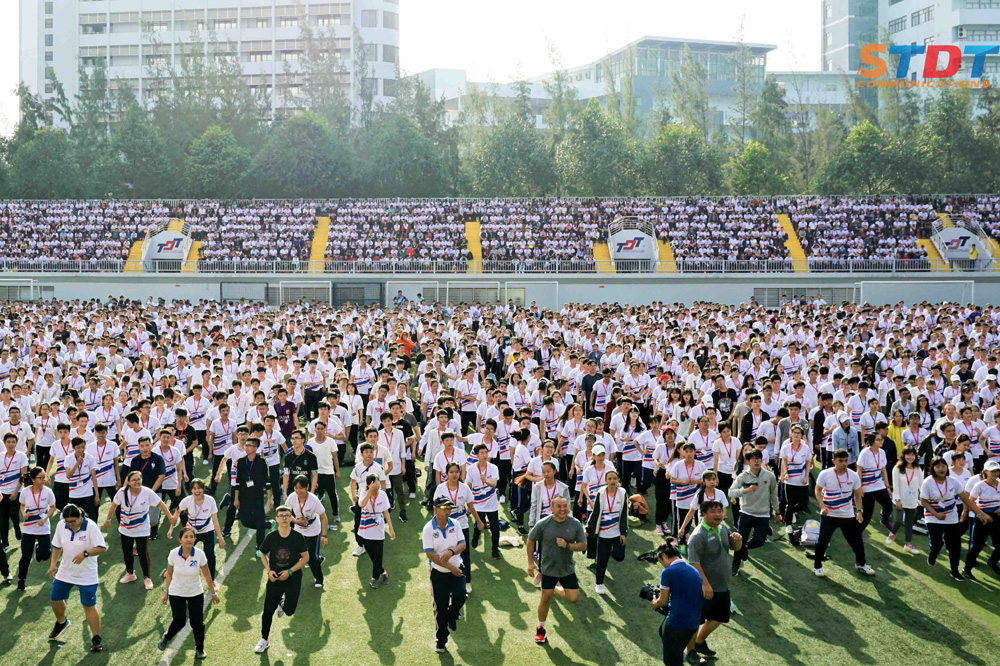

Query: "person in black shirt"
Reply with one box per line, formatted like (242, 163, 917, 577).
(173, 409, 198, 491)
(254, 506, 308, 654)
(129, 436, 165, 539)
(282, 430, 318, 498)
(711, 375, 739, 424)
(236, 438, 272, 555)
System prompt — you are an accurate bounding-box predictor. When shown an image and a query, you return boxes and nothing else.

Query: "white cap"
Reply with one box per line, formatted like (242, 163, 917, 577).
(592, 445, 607, 456)
(115, 365, 125, 373)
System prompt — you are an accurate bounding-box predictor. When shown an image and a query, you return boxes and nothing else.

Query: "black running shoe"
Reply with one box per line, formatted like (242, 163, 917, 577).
(49, 619, 70, 640)
(91, 635, 104, 652)
(694, 641, 717, 657)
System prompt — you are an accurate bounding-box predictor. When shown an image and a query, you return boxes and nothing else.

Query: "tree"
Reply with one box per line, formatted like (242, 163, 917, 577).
(974, 80, 1000, 191)
(556, 99, 638, 196)
(728, 38, 758, 149)
(727, 140, 787, 195)
(643, 123, 723, 195)
(750, 76, 792, 159)
(184, 126, 250, 198)
(542, 46, 579, 152)
(72, 62, 113, 197)
(293, 20, 353, 135)
(816, 120, 902, 194)
(470, 112, 556, 196)
(250, 112, 354, 198)
(918, 87, 977, 192)
(8, 129, 82, 199)
(355, 114, 447, 197)
(671, 45, 715, 140)
(106, 104, 171, 198)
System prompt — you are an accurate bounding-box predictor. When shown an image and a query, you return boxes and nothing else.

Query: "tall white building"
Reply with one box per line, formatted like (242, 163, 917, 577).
(19, 0, 400, 121)
(879, 0, 1000, 82)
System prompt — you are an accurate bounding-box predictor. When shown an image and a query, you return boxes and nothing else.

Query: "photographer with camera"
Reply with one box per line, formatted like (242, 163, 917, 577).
(685, 499, 741, 662)
(649, 539, 703, 666)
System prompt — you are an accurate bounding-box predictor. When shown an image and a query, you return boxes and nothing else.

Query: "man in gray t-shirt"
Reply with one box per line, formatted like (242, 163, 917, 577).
(685, 499, 742, 660)
(525, 496, 587, 645)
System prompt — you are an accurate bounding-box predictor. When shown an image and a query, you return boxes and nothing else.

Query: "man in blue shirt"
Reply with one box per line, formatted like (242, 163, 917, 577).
(651, 539, 704, 666)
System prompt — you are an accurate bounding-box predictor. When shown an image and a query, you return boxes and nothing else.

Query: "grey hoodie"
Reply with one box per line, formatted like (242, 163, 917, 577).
(727, 466, 780, 517)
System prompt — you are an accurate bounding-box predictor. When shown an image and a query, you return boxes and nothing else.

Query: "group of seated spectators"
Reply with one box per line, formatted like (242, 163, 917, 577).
(472, 199, 599, 268)
(324, 201, 468, 266)
(182, 201, 316, 263)
(788, 197, 935, 268)
(0, 201, 168, 264)
(2, 196, 999, 271)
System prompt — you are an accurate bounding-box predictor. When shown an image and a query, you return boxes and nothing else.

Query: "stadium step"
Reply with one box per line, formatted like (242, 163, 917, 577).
(985, 237, 1000, 271)
(916, 238, 951, 272)
(656, 240, 678, 273)
(937, 212, 954, 228)
(123, 241, 144, 273)
(167, 218, 185, 233)
(594, 242, 615, 273)
(310, 217, 331, 273)
(181, 240, 202, 273)
(776, 214, 808, 273)
(465, 219, 482, 273)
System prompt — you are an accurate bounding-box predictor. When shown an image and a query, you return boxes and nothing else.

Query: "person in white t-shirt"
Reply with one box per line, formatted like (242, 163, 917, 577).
(289, 475, 329, 588)
(16, 466, 57, 589)
(48, 503, 108, 653)
(103, 470, 174, 590)
(812, 448, 875, 578)
(159, 526, 219, 659)
(920, 456, 980, 580)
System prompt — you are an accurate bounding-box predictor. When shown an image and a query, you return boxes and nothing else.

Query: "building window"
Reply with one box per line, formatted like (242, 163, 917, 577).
(362, 77, 378, 96)
(45, 83, 54, 94)
(45, 34, 53, 47)
(362, 44, 377, 62)
(384, 11, 398, 30)
(888, 17, 907, 35)
(825, 3, 833, 19)
(912, 7, 934, 27)
(924, 36, 935, 45)
(45, 51, 53, 62)
(383, 78, 398, 97)
(361, 10, 378, 28)
(382, 44, 398, 64)
(889, 0, 905, 5)
(45, 19, 53, 29)
(44, 2, 52, 14)
(825, 32, 832, 47)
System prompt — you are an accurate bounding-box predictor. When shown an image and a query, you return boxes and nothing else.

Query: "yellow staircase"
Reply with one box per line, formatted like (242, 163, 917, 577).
(310, 216, 331, 274)
(937, 213, 954, 228)
(465, 219, 482, 273)
(656, 240, 678, 273)
(984, 237, 1000, 271)
(123, 240, 144, 273)
(167, 218, 185, 233)
(181, 241, 202, 273)
(594, 242, 615, 273)
(916, 239, 951, 272)
(776, 214, 809, 273)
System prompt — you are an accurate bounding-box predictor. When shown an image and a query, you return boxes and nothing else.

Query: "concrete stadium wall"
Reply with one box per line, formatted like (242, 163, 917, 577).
(7, 272, 1000, 306)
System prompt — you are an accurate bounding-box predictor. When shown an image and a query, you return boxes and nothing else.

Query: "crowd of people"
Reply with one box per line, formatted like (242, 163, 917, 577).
(0, 201, 169, 264)
(653, 199, 790, 265)
(324, 201, 469, 266)
(0, 294, 998, 662)
(473, 199, 600, 267)
(180, 201, 316, 263)
(787, 197, 936, 268)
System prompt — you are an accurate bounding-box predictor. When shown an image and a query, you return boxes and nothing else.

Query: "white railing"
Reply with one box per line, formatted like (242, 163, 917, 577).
(0, 257, 985, 273)
(609, 215, 656, 238)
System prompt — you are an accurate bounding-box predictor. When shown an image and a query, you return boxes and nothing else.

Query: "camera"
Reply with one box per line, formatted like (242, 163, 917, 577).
(639, 583, 668, 616)
(637, 550, 660, 564)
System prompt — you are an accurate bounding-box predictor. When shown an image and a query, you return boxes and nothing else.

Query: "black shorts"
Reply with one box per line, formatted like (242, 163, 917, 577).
(540, 573, 579, 591)
(701, 590, 731, 624)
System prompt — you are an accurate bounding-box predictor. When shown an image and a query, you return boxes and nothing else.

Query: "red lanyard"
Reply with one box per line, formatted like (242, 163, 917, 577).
(935, 479, 950, 501)
(297, 495, 308, 519)
(2, 452, 17, 473)
(447, 484, 459, 506)
(834, 471, 849, 491)
(604, 488, 617, 514)
(30, 487, 43, 511)
(545, 482, 557, 506)
(905, 468, 917, 486)
(39, 418, 49, 435)
(684, 461, 695, 483)
(97, 442, 109, 461)
(382, 430, 392, 449)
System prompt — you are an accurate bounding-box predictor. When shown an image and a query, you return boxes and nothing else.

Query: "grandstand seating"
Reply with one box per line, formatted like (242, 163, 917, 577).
(0, 196, 997, 273)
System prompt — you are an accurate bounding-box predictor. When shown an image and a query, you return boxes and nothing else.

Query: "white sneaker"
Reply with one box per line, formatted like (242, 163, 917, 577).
(785, 525, 794, 535)
(254, 639, 269, 654)
(499, 495, 506, 504)
(903, 544, 921, 555)
(408, 492, 416, 499)
(314, 582, 324, 589)
(814, 567, 826, 578)
(856, 564, 876, 576)
(466, 583, 472, 594)
(595, 584, 605, 595)
(885, 534, 896, 546)
(352, 545, 366, 557)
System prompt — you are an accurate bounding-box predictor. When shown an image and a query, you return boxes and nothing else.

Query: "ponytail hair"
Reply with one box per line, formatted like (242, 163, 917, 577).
(22, 465, 45, 486)
(61, 504, 83, 520)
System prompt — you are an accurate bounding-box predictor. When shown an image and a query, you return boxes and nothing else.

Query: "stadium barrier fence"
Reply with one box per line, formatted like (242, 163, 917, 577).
(0, 257, 979, 274)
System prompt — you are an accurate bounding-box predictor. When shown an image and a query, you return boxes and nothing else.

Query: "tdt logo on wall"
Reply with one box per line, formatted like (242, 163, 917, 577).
(945, 236, 972, 252)
(157, 239, 180, 252)
(616, 237, 644, 253)
(857, 44, 996, 88)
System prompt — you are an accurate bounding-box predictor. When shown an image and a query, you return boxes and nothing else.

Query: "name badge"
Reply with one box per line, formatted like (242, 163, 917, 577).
(246, 480, 254, 488)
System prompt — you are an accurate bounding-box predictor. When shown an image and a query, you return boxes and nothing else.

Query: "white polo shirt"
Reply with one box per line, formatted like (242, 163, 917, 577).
(53, 517, 107, 585)
(421, 516, 464, 573)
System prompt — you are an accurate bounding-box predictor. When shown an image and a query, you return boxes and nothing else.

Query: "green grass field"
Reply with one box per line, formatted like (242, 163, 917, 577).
(3, 470, 999, 666)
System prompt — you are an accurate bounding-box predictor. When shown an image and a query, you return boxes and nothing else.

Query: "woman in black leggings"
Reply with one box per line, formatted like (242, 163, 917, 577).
(104, 471, 174, 589)
(16, 467, 57, 590)
(158, 526, 219, 659)
(919, 457, 981, 581)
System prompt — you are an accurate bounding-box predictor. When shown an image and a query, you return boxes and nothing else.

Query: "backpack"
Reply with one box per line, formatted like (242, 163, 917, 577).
(789, 519, 820, 547)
